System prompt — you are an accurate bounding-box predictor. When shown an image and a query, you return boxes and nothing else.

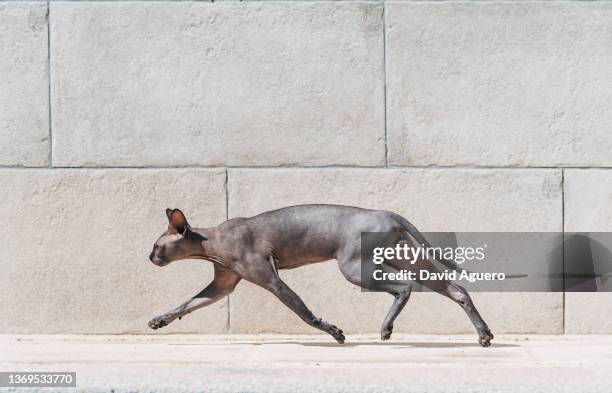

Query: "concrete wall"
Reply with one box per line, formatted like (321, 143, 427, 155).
(1, 1, 610, 335)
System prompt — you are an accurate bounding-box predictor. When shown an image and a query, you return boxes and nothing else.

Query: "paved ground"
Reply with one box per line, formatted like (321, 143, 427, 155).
(1, 334, 611, 393)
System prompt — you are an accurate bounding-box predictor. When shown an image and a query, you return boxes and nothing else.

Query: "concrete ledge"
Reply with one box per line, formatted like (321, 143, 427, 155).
(1, 334, 611, 393)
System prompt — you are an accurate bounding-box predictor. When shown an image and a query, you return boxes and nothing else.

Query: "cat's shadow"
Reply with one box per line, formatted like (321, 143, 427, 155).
(225, 341, 519, 348)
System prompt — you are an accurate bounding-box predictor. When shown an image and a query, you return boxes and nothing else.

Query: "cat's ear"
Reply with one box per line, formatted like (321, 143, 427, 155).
(166, 208, 173, 220)
(167, 208, 190, 235)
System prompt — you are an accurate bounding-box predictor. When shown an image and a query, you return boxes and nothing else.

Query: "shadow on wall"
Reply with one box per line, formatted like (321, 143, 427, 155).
(565, 233, 612, 292)
(430, 232, 612, 292)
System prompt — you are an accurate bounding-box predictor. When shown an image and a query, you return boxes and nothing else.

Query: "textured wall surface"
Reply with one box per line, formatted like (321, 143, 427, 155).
(0, 2, 49, 166)
(1, 1, 610, 335)
(50, 1, 385, 167)
(564, 170, 612, 334)
(387, 2, 612, 167)
(0, 169, 228, 333)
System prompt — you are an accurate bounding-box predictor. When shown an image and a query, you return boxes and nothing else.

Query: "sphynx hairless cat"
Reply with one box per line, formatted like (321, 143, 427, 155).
(148, 205, 494, 347)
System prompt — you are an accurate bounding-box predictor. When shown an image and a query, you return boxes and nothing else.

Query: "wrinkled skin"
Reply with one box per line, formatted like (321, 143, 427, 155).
(148, 205, 493, 347)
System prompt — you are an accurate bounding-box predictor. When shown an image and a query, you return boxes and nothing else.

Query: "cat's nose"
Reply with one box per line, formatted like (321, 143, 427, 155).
(149, 250, 155, 262)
